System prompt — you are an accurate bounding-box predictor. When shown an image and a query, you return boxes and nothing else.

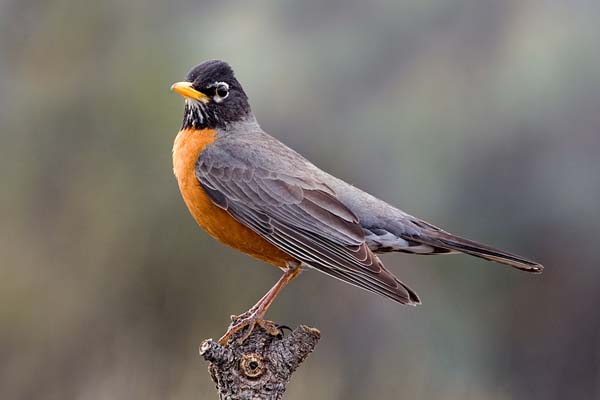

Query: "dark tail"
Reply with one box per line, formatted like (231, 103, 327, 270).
(412, 230, 543, 273)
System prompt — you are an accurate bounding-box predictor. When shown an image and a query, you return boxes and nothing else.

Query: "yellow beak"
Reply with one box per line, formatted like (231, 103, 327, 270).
(170, 81, 209, 103)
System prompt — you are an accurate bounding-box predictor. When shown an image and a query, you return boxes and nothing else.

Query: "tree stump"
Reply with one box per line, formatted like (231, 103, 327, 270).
(200, 322, 320, 400)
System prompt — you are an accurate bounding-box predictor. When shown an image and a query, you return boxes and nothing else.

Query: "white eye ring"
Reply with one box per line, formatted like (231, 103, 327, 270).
(212, 81, 229, 102)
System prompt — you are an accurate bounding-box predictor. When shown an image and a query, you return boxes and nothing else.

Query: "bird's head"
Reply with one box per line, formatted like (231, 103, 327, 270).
(171, 60, 252, 130)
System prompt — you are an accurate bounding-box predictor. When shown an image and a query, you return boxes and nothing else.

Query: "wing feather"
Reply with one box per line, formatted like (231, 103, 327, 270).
(196, 142, 420, 305)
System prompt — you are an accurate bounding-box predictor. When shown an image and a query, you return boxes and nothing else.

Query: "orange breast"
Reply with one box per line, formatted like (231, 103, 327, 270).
(172, 128, 295, 268)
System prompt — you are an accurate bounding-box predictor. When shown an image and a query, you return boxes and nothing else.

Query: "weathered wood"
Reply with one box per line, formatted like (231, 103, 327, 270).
(200, 322, 320, 400)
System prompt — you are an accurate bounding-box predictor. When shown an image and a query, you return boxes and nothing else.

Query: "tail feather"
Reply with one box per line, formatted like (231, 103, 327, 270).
(411, 231, 543, 273)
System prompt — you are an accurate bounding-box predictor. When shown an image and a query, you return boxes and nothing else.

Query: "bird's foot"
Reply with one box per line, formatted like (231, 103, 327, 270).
(219, 312, 281, 346)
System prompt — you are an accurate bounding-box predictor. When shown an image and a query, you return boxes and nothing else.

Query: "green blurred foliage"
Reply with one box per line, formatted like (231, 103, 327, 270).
(1, 0, 599, 399)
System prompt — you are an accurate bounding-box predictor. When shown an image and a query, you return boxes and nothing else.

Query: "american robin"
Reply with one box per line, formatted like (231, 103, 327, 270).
(171, 60, 542, 345)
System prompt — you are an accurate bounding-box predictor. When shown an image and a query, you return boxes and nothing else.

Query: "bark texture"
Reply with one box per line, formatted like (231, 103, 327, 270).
(200, 323, 320, 400)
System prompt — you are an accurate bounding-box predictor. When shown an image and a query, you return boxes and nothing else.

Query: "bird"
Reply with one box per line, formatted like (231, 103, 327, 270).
(170, 60, 543, 345)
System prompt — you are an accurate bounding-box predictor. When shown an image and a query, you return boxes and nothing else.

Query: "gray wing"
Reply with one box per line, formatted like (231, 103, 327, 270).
(195, 133, 420, 305)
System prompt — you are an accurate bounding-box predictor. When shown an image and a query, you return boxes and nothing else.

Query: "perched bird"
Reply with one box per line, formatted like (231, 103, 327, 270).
(171, 60, 543, 344)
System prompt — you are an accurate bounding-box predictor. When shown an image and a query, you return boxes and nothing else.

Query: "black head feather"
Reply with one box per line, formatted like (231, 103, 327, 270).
(181, 60, 252, 130)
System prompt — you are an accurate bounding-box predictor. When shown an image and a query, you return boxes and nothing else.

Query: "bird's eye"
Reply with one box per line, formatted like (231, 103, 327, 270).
(213, 82, 229, 102)
(216, 84, 229, 98)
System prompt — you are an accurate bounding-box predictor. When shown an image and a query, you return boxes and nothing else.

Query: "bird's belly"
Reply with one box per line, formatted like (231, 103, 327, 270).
(180, 181, 293, 266)
(173, 128, 294, 267)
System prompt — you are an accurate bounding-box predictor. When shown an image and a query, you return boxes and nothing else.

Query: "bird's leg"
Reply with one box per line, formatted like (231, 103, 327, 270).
(228, 289, 271, 322)
(219, 265, 302, 346)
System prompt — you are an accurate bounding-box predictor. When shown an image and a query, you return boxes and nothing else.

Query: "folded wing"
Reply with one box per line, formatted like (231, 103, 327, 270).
(196, 139, 420, 305)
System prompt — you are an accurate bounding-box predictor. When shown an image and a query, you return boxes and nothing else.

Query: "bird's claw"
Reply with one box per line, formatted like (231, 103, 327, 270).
(218, 313, 282, 346)
(275, 324, 293, 336)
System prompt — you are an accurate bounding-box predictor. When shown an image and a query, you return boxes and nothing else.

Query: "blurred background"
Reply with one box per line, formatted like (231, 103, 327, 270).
(1, 0, 599, 399)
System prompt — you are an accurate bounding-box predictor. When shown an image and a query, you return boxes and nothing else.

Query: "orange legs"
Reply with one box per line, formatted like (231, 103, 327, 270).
(219, 265, 302, 345)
